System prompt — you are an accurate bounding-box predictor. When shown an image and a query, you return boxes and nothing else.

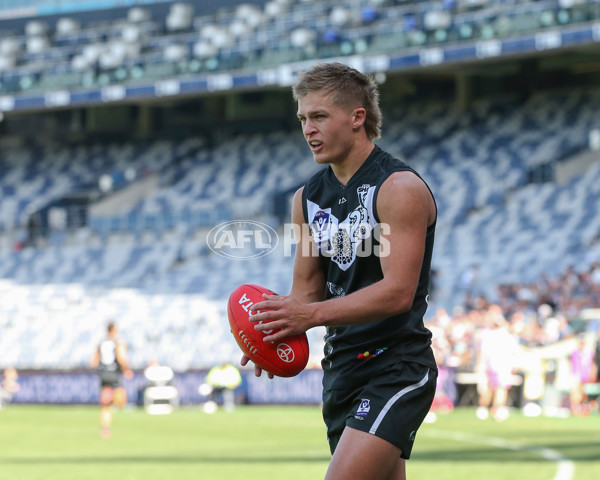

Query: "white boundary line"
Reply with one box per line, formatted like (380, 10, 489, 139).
(422, 429, 575, 480)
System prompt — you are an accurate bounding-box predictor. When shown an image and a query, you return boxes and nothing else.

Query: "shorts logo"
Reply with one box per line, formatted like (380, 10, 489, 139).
(355, 399, 371, 420)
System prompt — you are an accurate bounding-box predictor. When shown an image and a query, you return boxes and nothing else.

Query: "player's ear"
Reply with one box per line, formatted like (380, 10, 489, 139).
(352, 107, 367, 129)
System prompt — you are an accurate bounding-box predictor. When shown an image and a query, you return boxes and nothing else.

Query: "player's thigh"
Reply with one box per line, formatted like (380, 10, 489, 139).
(325, 427, 405, 480)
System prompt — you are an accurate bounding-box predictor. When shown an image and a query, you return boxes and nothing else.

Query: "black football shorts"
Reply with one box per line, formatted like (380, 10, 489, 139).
(99, 369, 122, 389)
(322, 361, 437, 459)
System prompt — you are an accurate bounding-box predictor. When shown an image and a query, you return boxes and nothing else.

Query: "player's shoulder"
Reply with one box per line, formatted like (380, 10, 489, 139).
(379, 169, 431, 198)
(293, 185, 304, 200)
(377, 170, 436, 225)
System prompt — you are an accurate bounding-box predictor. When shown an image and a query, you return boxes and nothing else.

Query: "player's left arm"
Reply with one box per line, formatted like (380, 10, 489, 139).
(90, 347, 100, 368)
(252, 171, 436, 342)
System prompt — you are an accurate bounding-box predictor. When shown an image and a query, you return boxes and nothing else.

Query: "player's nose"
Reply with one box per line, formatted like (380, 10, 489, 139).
(303, 119, 317, 136)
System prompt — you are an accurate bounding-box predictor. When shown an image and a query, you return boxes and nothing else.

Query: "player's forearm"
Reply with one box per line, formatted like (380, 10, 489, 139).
(309, 278, 416, 328)
(289, 264, 326, 305)
(90, 352, 99, 368)
(290, 283, 324, 305)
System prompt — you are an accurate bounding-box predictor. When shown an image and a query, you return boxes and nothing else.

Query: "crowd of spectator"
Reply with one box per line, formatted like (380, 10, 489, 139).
(496, 263, 600, 321)
(429, 262, 600, 369)
(427, 262, 600, 416)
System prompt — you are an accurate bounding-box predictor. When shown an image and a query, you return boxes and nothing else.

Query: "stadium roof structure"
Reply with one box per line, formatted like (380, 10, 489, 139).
(1, 20, 600, 114)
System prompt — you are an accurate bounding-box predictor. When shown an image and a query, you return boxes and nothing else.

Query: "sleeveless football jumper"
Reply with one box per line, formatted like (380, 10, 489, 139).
(302, 145, 437, 390)
(98, 338, 122, 388)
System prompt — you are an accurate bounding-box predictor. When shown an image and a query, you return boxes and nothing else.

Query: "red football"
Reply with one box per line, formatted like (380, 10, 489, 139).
(227, 284, 309, 377)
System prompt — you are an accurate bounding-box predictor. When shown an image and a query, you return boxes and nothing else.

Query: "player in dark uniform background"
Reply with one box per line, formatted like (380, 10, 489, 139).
(243, 62, 437, 480)
(90, 322, 133, 438)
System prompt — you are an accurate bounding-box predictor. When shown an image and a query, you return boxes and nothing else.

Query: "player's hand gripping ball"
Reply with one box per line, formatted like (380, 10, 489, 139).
(228, 284, 309, 377)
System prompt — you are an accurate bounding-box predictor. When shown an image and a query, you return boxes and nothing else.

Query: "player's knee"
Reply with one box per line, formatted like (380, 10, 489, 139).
(113, 387, 127, 407)
(100, 388, 114, 405)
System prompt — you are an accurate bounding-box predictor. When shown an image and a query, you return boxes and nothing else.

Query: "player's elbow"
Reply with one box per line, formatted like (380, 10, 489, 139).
(384, 282, 416, 314)
(392, 296, 414, 315)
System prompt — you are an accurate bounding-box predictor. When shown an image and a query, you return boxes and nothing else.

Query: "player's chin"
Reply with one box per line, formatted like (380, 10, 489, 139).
(312, 152, 330, 164)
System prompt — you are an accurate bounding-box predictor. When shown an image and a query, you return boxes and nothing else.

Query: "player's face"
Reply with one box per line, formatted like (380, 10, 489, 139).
(297, 90, 357, 165)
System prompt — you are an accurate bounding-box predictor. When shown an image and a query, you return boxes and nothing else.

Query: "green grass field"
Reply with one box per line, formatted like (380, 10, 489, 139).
(0, 405, 598, 480)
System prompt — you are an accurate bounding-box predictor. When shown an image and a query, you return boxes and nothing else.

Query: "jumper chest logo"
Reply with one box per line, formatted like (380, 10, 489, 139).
(308, 184, 376, 271)
(312, 210, 331, 233)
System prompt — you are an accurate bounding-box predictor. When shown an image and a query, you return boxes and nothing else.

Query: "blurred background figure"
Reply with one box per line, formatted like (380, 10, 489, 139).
(199, 361, 241, 413)
(569, 334, 597, 416)
(475, 305, 520, 422)
(90, 322, 133, 438)
(143, 359, 179, 415)
(0, 367, 19, 409)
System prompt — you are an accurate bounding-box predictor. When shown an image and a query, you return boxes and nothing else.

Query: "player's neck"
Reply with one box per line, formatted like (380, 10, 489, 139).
(330, 142, 375, 186)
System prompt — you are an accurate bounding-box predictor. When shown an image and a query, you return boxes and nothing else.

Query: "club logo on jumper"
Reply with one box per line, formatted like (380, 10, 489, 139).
(277, 343, 295, 363)
(355, 399, 371, 420)
(307, 184, 377, 271)
(312, 210, 331, 231)
(207, 220, 278, 259)
(409, 431, 417, 442)
(310, 210, 331, 247)
(327, 282, 346, 298)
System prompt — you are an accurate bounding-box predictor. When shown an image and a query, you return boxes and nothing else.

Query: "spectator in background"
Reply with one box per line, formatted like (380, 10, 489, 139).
(426, 336, 456, 423)
(26, 210, 41, 247)
(595, 325, 600, 384)
(475, 305, 519, 421)
(204, 361, 242, 412)
(569, 334, 596, 416)
(459, 264, 480, 297)
(0, 367, 19, 409)
(90, 322, 133, 438)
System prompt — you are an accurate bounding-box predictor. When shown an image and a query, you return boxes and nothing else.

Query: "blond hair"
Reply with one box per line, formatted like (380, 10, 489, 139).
(292, 62, 382, 140)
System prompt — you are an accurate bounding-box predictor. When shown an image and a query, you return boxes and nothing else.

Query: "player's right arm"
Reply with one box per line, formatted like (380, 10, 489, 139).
(241, 187, 325, 377)
(289, 186, 326, 304)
